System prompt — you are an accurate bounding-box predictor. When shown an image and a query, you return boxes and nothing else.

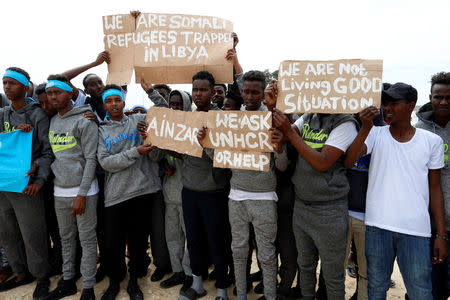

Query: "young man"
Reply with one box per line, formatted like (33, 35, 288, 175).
(159, 90, 193, 289)
(97, 85, 165, 300)
(212, 84, 226, 109)
(44, 75, 99, 300)
(179, 71, 230, 300)
(345, 82, 448, 299)
(268, 81, 359, 300)
(415, 72, 450, 300)
(0, 67, 53, 299)
(222, 91, 243, 111)
(153, 84, 171, 103)
(210, 70, 287, 300)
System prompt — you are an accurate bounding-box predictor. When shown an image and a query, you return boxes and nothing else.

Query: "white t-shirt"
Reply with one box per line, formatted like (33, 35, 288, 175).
(229, 189, 278, 202)
(72, 90, 87, 107)
(294, 116, 358, 152)
(54, 178, 99, 198)
(364, 126, 444, 237)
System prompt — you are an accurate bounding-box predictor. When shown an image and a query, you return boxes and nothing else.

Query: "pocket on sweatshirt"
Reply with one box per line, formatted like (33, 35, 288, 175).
(51, 159, 84, 186)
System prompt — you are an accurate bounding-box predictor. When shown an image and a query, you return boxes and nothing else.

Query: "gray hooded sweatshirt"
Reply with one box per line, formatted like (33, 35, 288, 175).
(416, 102, 450, 230)
(163, 90, 192, 204)
(49, 105, 98, 196)
(98, 114, 163, 207)
(0, 101, 53, 186)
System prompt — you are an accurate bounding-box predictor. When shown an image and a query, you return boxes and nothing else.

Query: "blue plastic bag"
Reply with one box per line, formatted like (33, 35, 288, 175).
(0, 130, 33, 193)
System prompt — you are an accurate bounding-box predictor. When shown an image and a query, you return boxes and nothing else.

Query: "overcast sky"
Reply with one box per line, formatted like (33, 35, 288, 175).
(1, 0, 449, 109)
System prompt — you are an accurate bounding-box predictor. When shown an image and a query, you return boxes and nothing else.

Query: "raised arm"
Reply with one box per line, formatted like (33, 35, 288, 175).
(61, 51, 111, 80)
(343, 106, 379, 167)
(141, 77, 168, 108)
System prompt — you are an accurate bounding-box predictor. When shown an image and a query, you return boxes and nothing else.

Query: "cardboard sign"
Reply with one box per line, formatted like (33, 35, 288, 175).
(103, 13, 234, 85)
(144, 107, 206, 157)
(276, 59, 383, 114)
(202, 110, 273, 152)
(213, 149, 271, 172)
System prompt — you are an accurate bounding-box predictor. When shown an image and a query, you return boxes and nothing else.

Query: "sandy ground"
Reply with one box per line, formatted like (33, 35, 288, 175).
(0, 257, 406, 300)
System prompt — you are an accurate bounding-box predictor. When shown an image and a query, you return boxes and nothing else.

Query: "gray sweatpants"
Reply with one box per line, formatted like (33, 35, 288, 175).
(0, 191, 50, 279)
(165, 203, 191, 275)
(55, 195, 98, 289)
(293, 197, 348, 300)
(229, 200, 277, 300)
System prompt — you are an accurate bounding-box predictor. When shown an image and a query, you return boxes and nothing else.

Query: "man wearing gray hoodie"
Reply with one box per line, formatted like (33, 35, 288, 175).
(97, 84, 165, 300)
(43, 75, 99, 300)
(415, 72, 450, 300)
(0, 67, 53, 299)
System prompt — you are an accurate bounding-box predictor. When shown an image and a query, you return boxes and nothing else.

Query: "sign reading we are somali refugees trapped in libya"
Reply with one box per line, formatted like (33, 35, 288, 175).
(276, 59, 383, 114)
(103, 13, 234, 85)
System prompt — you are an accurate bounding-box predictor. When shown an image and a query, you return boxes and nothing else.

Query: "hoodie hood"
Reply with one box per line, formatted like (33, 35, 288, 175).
(169, 90, 192, 111)
(416, 102, 435, 125)
(57, 104, 92, 119)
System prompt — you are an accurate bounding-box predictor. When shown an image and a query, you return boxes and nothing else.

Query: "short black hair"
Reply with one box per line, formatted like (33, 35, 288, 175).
(103, 84, 121, 93)
(154, 84, 171, 93)
(47, 74, 71, 84)
(6, 67, 30, 81)
(226, 91, 243, 109)
(192, 71, 215, 88)
(214, 84, 227, 92)
(242, 70, 266, 92)
(431, 72, 450, 93)
(35, 83, 47, 96)
(82, 73, 98, 89)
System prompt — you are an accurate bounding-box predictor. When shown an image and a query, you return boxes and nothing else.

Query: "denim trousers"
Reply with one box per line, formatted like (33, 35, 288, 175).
(365, 226, 432, 300)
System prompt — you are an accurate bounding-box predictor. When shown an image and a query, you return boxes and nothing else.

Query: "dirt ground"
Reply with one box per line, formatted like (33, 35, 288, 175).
(0, 258, 406, 300)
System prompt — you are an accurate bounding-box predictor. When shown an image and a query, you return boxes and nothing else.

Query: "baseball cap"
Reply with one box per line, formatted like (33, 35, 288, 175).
(382, 82, 418, 103)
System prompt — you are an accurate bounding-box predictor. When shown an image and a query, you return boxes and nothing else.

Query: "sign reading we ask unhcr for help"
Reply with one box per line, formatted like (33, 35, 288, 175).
(103, 13, 234, 85)
(276, 59, 383, 114)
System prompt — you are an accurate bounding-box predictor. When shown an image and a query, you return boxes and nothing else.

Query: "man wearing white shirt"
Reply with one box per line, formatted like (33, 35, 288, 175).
(345, 82, 448, 299)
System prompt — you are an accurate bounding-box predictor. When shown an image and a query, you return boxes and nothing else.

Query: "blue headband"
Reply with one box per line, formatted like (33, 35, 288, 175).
(3, 70, 30, 87)
(45, 80, 73, 92)
(102, 89, 123, 103)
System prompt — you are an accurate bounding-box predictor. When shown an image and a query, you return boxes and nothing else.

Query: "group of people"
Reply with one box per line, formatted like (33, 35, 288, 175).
(0, 29, 449, 300)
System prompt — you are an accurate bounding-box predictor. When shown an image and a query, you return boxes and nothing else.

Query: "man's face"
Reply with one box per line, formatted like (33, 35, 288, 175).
(103, 95, 124, 119)
(38, 93, 57, 116)
(169, 94, 184, 111)
(430, 84, 450, 121)
(242, 80, 264, 111)
(85, 75, 104, 99)
(155, 87, 169, 101)
(383, 98, 414, 124)
(2, 77, 28, 101)
(46, 87, 72, 112)
(192, 79, 212, 111)
(212, 85, 226, 108)
(223, 98, 237, 111)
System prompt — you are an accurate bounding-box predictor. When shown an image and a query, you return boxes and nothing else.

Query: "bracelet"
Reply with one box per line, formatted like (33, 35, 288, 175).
(436, 234, 449, 241)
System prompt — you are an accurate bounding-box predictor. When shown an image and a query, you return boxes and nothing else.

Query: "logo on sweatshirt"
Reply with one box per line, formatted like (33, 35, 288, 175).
(49, 131, 77, 153)
(444, 143, 449, 165)
(301, 123, 329, 149)
(3, 122, 16, 133)
(103, 129, 140, 152)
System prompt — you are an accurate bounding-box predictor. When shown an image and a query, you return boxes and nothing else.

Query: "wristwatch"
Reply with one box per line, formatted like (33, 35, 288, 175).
(146, 88, 154, 95)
